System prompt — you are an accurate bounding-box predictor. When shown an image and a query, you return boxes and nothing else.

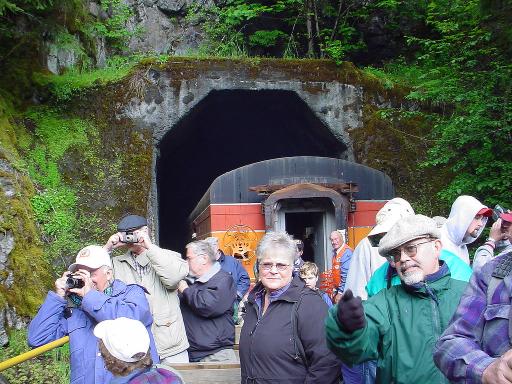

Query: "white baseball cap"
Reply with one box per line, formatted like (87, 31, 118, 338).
(367, 198, 415, 238)
(94, 317, 150, 363)
(69, 245, 112, 272)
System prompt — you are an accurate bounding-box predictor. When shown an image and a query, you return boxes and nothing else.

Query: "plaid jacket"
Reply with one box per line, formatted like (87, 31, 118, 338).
(111, 367, 183, 384)
(434, 253, 512, 383)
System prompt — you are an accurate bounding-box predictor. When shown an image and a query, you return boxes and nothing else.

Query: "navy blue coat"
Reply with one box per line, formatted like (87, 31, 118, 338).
(179, 268, 237, 361)
(218, 251, 251, 299)
(240, 277, 341, 384)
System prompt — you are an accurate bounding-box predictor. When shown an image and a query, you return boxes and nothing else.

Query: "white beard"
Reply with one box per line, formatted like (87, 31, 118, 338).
(400, 269, 425, 285)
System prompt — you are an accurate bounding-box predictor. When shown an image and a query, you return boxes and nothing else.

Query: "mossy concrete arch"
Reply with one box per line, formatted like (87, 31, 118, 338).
(113, 58, 410, 250)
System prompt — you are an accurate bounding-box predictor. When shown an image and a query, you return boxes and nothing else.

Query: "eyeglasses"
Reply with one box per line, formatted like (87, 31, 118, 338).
(260, 262, 290, 272)
(388, 239, 434, 263)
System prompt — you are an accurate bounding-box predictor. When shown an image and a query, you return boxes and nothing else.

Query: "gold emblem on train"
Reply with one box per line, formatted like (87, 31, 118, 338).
(222, 224, 257, 263)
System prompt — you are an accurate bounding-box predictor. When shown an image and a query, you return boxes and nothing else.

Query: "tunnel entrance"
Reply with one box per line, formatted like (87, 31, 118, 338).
(156, 89, 348, 254)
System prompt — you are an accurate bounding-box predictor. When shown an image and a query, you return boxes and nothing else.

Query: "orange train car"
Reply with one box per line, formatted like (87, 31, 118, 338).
(188, 156, 393, 280)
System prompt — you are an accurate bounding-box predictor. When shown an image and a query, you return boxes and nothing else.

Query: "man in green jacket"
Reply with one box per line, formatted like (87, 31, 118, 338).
(325, 214, 468, 384)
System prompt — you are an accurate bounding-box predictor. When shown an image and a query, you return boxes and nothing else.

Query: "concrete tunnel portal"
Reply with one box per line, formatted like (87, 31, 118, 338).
(156, 89, 349, 254)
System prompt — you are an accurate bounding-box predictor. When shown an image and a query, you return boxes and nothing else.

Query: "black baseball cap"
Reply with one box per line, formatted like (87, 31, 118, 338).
(117, 215, 147, 231)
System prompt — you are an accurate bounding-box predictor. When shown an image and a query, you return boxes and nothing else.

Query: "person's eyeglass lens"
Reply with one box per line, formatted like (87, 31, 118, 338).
(389, 239, 433, 263)
(260, 262, 289, 272)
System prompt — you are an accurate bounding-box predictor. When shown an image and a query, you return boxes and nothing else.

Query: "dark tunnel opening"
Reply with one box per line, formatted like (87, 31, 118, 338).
(156, 89, 348, 254)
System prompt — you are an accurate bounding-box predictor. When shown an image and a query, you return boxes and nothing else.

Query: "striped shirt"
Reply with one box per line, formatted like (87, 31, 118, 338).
(131, 253, 151, 276)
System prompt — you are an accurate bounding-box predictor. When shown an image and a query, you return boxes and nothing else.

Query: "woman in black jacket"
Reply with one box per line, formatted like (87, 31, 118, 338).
(239, 232, 341, 384)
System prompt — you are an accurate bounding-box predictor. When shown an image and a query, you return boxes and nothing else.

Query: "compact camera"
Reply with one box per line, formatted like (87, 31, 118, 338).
(65, 273, 84, 289)
(492, 204, 511, 233)
(121, 231, 139, 244)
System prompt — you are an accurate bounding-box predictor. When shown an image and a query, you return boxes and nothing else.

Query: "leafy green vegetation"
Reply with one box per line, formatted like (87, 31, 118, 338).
(91, 0, 142, 51)
(32, 56, 137, 101)
(0, 329, 69, 384)
(363, 0, 512, 209)
(15, 107, 96, 273)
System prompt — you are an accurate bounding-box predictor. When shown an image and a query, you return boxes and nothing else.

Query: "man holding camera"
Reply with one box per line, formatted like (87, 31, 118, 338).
(104, 215, 190, 364)
(472, 209, 512, 272)
(28, 245, 158, 384)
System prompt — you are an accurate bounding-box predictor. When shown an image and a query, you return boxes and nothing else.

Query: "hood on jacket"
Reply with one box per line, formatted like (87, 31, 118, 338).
(442, 195, 489, 246)
(367, 198, 415, 239)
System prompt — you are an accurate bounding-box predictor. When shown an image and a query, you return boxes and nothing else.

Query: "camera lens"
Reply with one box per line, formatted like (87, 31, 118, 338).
(65, 275, 84, 289)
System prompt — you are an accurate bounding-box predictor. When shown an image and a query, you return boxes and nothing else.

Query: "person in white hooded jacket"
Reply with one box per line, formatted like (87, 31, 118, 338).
(345, 197, 415, 300)
(440, 195, 492, 265)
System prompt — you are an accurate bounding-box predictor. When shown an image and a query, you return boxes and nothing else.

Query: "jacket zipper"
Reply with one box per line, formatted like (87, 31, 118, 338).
(247, 301, 274, 381)
(424, 281, 445, 384)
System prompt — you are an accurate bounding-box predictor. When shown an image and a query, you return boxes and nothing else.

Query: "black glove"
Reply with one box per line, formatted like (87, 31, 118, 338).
(336, 289, 366, 333)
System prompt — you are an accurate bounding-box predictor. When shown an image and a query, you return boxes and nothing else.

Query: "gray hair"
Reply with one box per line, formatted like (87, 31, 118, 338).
(204, 237, 219, 253)
(256, 232, 296, 265)
(186, 240, 216, 263)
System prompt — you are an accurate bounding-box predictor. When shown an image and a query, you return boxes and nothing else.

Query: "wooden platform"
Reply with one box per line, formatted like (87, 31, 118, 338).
(171, 362, 241, 384)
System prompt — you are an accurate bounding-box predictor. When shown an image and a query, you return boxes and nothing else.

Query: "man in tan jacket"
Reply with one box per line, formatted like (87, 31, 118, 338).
(104, 215, 190, 364)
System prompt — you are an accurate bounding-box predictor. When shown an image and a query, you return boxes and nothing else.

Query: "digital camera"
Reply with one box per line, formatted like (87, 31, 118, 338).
(492, 204, 505, 222)
(65, 273, 84, 289)
(121, 231, 139, 244)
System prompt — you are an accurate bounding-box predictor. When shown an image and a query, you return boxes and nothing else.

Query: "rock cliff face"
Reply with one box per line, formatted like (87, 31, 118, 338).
(124, 0, 207, 55)
(0, 110, 52, 345)
(43, 0, 418, 73)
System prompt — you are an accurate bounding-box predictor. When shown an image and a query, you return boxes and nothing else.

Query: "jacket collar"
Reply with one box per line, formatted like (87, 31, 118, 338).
(117, 250, 150, 269)
(196, 262, 221, 283)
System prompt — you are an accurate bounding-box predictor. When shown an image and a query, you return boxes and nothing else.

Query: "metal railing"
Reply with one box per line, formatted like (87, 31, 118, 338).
(0, 336, 69, 372)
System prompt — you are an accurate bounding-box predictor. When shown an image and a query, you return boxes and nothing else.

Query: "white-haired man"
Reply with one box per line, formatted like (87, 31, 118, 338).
(178, 240, 237, 362)
(28, 245, 158, 384)
(326, 215, 468, 383)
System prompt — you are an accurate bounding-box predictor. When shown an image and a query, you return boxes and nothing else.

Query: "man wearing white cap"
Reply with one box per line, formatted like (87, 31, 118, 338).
(28, 245, 158, 384)
(94, 317, 183, 383)
(342, 197, 414, 384)
(441, 195, 492, 264)
(345, 197, 414, 301)
(326, 215, 468, 384)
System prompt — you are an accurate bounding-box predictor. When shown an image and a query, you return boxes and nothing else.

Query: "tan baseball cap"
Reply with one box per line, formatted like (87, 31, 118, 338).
(69, 245, 112, 272)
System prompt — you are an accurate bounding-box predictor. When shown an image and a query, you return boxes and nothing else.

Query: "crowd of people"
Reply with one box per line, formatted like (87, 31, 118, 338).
(26, 194, 512, 384)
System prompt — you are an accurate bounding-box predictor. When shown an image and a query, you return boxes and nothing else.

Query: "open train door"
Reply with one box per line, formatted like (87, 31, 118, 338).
(262, 183, 351, 273)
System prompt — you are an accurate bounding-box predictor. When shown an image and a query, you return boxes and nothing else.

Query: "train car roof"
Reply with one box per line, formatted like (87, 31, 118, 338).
(188, 156, 394, 222)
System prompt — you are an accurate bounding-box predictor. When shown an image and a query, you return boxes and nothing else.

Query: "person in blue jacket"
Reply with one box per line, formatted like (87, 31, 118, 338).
(28, 245, 158, 384)
(205, 237, 250, 300)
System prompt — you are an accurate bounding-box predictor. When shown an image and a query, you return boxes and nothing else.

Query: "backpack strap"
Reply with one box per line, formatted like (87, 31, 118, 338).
(291, 291, 308, 367)
(486, 251, 512, 304)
